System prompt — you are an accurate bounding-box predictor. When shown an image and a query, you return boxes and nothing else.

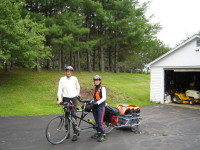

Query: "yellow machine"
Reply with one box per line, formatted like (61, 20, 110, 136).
(172, 90, 200, 105)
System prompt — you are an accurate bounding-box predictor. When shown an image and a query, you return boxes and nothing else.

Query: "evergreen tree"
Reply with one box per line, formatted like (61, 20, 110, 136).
(0, 0, 51, 71)
(1, 0, 169, 73)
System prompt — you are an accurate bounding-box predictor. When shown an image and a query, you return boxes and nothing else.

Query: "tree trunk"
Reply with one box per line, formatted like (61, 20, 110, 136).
(98, 47, 101, 71)
(114, 44, 119, 73)
(36, 58, 41, 72)
(108, 46, 113, 72)
(74, 51, 76, 70)
(61, 46, 64, 69)
(77, 51, 80, 72)
(70, 51, 73, 66)
(87, 50, 92, 72)
(52, 60, 55, 70)
(58, 47, 62, 72)
(45, 37, 51, 70)
(100, 40, 104, 72)
(46, 59, 52, 70)
(4, 61, 11, 72)
(92, 47, 96, 71)
(85, 16, 92, 72)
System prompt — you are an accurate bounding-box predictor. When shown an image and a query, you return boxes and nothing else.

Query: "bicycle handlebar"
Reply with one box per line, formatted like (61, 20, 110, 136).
(59, 97, 91, 106)
(59, 101, 72, 106)
(77, 96, 92, 103)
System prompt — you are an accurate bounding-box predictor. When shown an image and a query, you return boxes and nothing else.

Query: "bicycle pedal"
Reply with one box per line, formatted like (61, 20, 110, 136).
(75, 126, 81, 131)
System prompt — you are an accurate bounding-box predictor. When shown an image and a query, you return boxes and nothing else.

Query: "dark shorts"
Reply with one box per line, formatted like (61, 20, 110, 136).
(63, 97, 78, 109)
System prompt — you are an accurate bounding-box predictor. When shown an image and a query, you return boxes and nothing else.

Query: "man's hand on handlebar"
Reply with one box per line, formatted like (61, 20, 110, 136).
(57, 98, 63, 104)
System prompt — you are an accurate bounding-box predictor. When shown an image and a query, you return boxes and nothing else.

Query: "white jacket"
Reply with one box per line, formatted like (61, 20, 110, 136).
(57, 76, 80, 101)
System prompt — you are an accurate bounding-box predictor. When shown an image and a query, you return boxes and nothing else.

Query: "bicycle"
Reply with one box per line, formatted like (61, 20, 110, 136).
(45, 98, 114, 145)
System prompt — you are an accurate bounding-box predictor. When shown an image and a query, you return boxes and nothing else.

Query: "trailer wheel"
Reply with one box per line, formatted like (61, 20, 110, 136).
(130, 119, 140, 133)
(189, 98, 195, 105)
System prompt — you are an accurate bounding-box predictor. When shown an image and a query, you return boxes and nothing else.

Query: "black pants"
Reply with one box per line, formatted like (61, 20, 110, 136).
(63, 97, 78, 110)
(63, 97, 78, 134)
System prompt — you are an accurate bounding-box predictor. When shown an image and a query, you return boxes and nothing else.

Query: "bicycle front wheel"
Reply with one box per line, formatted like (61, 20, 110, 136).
(46, 116, 70, 145)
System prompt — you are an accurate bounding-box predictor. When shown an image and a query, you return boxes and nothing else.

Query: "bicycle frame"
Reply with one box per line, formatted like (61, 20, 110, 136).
(72, 111, 96, 130)
(62, 101, 96, 131)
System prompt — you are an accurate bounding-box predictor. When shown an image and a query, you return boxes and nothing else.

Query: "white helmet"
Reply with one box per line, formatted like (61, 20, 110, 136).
(65, 66, 74, 71)
(93, 75, 102, 80)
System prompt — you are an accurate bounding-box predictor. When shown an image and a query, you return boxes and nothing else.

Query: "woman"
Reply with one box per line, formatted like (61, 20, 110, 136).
(91, 75, 106, 142)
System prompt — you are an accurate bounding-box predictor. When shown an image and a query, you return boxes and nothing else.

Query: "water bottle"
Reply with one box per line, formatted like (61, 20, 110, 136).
(88, 119, 95, 124)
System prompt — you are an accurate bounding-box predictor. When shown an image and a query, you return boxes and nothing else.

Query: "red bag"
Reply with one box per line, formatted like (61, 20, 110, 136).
(110, 115, 119, 125)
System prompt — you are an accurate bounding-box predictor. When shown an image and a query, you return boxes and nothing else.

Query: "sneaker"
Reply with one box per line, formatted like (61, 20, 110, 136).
(97, 136, 105, 142)
(74, 124, 81, 132)
(91, 133, 100, 139)
(72, 134, 78, 141)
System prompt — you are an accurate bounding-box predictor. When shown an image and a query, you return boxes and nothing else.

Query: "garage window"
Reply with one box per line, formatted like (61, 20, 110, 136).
(196, 40, 200, 47)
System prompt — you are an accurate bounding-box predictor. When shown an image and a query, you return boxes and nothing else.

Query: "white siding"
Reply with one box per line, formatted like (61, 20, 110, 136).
(153, 40, 200, 67)
(150, 67, 165, 104)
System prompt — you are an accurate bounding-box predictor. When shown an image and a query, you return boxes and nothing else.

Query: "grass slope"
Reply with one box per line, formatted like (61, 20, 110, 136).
(0, 69, 154, 116)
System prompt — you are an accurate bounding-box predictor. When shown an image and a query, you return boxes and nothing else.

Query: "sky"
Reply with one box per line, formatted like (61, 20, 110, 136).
(139, 0, 200, 48)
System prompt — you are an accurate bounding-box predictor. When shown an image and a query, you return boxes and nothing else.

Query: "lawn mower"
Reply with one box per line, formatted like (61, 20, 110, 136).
(172, 90, 200, 105)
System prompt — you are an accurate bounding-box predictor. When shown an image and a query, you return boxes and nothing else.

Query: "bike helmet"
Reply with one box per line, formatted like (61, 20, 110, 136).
(93, 75, 101, 80)
(65, 66, 74, 71)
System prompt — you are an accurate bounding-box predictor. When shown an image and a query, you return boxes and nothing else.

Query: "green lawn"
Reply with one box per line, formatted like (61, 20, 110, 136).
(0, 69, 154, 116)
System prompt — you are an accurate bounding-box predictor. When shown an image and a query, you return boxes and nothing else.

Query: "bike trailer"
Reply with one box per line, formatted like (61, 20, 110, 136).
(118, 113, 141, 125)
(105, 104, 142, 128)
(116, 104, 142, 132)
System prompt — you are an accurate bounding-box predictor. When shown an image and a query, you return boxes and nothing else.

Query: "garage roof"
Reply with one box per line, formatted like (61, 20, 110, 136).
(148, 34, 200, 67)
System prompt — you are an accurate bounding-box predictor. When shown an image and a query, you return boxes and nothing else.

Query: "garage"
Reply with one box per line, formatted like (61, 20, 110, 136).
(148, 34, 200, 104)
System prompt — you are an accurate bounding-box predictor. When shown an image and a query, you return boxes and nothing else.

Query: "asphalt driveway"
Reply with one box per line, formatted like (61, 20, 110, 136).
(1, 104, 200, 150)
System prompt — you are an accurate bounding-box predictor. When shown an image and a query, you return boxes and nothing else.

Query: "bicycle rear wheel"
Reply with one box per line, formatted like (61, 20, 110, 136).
(46, 116, 70, 145)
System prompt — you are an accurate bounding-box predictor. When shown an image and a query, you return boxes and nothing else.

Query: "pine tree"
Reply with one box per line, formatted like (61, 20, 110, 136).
(0, 0, 51, 71)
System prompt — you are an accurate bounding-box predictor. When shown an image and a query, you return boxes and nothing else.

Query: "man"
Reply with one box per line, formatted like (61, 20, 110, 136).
(57, 66, 80, 141)
(91, 75, 106, 142)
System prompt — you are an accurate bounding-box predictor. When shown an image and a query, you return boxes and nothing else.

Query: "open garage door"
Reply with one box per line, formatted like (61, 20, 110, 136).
(164, 69, 200, 104)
